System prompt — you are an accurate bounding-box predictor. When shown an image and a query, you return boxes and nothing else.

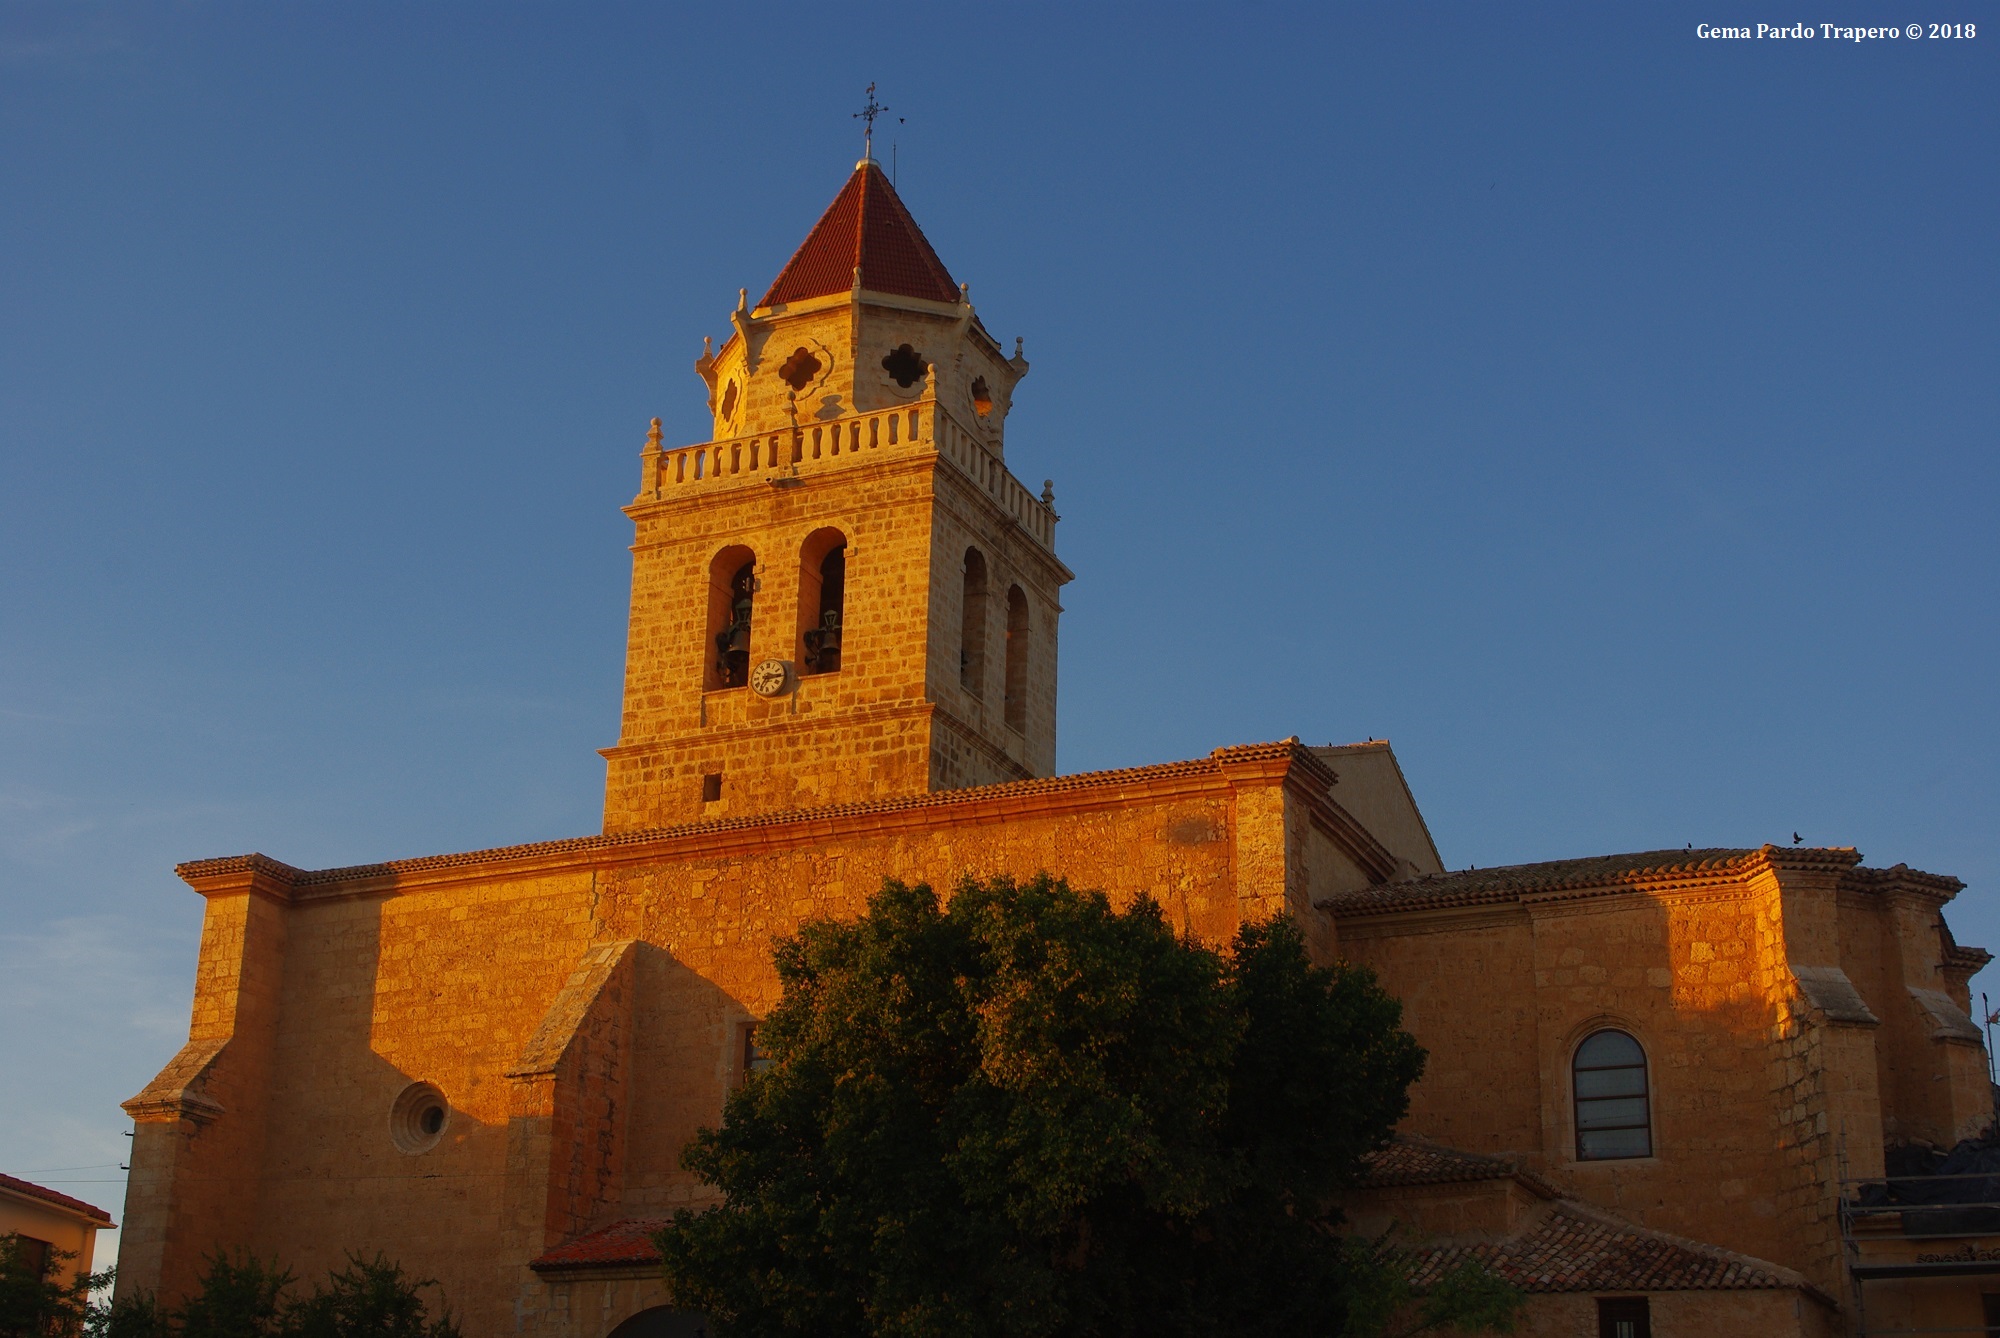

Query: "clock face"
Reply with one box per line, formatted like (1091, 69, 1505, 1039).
(750, 659, 791, 697)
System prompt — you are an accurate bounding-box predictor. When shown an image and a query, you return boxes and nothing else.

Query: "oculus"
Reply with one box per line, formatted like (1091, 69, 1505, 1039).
(389, 1081, 449, 1155)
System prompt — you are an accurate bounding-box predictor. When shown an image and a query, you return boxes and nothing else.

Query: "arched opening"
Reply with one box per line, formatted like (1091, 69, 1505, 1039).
(1573, 1029, 1651, 1160)
(798, 527, 848, 675)
(1003, 584, 1029, 733)
(960, 548, 987, 698)
(604, 1307, 710, 1338)
(706, 546, 756, 690)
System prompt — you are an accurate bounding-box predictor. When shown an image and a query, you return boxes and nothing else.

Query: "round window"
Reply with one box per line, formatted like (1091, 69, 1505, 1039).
(390, 1081, 450, 1155)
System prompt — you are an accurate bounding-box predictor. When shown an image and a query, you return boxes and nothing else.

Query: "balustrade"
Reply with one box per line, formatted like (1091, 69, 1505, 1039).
(642, 400, 1057, 550)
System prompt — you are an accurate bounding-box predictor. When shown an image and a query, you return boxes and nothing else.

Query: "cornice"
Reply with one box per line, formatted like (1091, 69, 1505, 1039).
(175, 742, 1313, 901)
(1319, 845, 1894, 919)
(1334, 900, 1530, 939)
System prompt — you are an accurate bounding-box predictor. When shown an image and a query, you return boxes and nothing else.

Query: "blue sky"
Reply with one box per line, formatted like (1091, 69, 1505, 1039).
(2, 4, 1994, 1264)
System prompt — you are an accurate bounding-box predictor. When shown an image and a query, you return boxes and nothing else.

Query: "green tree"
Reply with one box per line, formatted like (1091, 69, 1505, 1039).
(173, 1255, 288, 1338)
(0, 1235, 103, 1338)
(655, 874, 1501, 1338)
(86, 1291, 172, 1338)
(82, 1251, 457, 1338)
(282, 1255, 458, 1338)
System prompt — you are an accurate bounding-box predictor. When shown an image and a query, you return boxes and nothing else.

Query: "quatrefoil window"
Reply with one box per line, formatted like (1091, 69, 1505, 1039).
(882, 345, 926, 389)
(779, 347, 823, 392)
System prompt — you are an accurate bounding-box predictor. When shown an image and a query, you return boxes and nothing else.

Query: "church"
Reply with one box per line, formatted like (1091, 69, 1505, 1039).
(119, 152, 1997, 1338)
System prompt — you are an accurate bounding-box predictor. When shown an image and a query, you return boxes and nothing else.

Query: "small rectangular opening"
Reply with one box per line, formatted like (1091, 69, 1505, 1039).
(733, 1021, 772, 1087)
(1596, 1298, 1649, 1338)
(701, 773, 723, 804)
(16, 1237, 51, 1280)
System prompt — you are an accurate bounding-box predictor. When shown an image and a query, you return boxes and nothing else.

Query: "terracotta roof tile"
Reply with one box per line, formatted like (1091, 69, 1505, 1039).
(1319, 847, 1878, 916)
(0, 1172, 114, 1225)
(760, 162, 959, 308)
(1849, 862, 1968, 896)
(1391, 1201, 1803, 1294)
(1359, 1139, 1556, 1198)
(529, 1217, 669, 1271)
(1946, 943, 1994, 973)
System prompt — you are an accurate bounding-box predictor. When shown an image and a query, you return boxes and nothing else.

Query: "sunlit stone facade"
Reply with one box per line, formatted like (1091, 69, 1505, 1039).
(120, 158, 1993, 1338)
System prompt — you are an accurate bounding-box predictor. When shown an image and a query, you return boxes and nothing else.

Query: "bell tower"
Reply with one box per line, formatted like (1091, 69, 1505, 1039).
(601, 156, 1072, 832)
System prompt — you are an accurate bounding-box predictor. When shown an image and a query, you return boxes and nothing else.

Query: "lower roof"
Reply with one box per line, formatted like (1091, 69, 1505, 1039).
(1320, 844, 1963, 917)
(0, 1172, 114, 1226)
(1390, 1198, 1814, 1295)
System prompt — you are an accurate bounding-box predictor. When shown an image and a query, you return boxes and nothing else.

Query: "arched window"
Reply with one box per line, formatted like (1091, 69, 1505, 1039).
(960, 548, 987, 698)
(1003, 584, 1029, 733)
(1573, 1029, 1651, 1160)
(799, 528, 847, 675)
(706, 547, 756, 690)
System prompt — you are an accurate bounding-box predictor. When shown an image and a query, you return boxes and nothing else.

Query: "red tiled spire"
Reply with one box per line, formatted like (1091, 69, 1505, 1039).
(759, 160, 960, 308)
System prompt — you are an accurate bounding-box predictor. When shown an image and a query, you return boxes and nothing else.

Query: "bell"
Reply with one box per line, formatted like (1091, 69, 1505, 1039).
(817, 610, 842, 654)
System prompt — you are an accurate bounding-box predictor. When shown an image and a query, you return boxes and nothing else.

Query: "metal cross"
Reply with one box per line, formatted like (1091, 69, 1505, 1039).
(853, 83, 888, 160)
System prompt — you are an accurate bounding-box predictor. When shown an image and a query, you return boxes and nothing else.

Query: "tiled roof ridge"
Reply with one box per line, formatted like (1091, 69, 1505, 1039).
(1360, 1138, 1509, 1183)
(0, 1171, 114, 1225)
(1846, 862, 1966, 895)
(758, 161, 959, 308)
(1358, 1137, 1560, 1199)
(1945, 943, 1994, 971)
(176, 740, 1310, 888)
(1389, 1197, 1815, 1296)
(1315, 845, 1941, 917)
(1544, 1199, 1819, 1293)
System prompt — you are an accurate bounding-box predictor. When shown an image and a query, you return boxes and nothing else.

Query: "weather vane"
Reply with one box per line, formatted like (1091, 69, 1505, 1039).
(853, 83, 901, 162)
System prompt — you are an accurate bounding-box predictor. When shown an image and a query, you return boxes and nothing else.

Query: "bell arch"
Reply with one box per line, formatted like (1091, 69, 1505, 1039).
(798, 527, 848, 675)
(960, 548, 988, 698)
(1003, 584, 1029, 733)
(705, 545, 757, 690)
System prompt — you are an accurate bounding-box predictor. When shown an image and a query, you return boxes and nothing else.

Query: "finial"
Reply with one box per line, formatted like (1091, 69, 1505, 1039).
(853, 83, 888, 163)
(1014, 337, 1024, 358)
(852, 265, 863, 292)
(647, 418, 663, 448)
(737, 288, 748, 312)
(1041, 479, 1055, 506)
(959, 282, 970, 305)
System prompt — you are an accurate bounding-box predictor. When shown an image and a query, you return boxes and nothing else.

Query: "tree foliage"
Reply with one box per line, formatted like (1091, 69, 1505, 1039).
(654, 874, 1467, 1338)
(33, 1250, 459, 1338)
(1, 1235, 103, 1338)
(282, 1255, 458, 1338)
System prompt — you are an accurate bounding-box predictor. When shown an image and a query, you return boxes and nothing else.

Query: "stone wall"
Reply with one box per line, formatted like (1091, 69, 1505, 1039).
(1337, 851, 1983, 1302)
(123, 745, 1382, 1338)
